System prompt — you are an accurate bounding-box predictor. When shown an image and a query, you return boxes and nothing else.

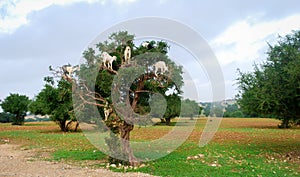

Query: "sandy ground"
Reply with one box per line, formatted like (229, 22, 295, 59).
(0, 143, 156, 177)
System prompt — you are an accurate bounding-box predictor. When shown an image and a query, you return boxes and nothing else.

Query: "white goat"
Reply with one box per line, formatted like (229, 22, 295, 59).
(124, 46, 131, 64)
(142, 41, 149, 48)
(62, 65, 79, 78)
(154, 61, 168, 76)
(101, 52, 117, 70)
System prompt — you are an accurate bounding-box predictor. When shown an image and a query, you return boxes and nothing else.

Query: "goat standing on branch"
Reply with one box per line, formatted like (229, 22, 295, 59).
(154, 61, 168, 76)
(123, 46, 131, 64)
(101, 52, 117, 70)
(61, 64, 79, 80)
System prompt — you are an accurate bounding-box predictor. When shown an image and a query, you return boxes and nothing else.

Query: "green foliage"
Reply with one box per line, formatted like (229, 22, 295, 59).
(150, 96, 201, 124)
(237, 30, 300, 128)
(223, 104, 245, 118)
(82, 47, 96, 65)
(77, 31, 185, 164)
(0, 112, 14, 123)
(79, 31, 184, 124)
(0, 93, 30, 125)
(163, 94, 181, 121)
(201, 102, 225, 117)
(180, 98, 201, 119)
(149, 94, 167, 118)
(29, 78, 75, 131)
(201, 102, 211, 117)
(228, 110, 245, 118)
(150, 94, 181, 125)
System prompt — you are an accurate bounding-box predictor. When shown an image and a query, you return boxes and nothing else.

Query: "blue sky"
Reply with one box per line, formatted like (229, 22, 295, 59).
(0, 0, 300, 103)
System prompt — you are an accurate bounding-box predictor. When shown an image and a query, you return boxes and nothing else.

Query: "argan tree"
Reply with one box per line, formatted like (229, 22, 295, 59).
(74, 31, 184, 165)
(149, 93, 182, 125)
(29, 77, 78, 132)
(237, 30, 300, 128)
(0, 93, 30, 125)
(181, 98, 201, 120)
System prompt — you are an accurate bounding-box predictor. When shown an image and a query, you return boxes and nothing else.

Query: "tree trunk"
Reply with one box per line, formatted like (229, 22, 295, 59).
(166, 118, 171, 126)
(280, 119, 290, 128)
(120, 121, 138, 166)
(66, 120, 79, 132)
(12, 114, 24, 125)
(74, 121, 79, 131)
(66, 121, 72, 131)
(65, 120, 79, 132)
(116, 76, 143, 166)
(58, 120, 67, 132)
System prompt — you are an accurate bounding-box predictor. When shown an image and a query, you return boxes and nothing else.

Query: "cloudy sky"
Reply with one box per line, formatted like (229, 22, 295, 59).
(0, 0, 300, 104)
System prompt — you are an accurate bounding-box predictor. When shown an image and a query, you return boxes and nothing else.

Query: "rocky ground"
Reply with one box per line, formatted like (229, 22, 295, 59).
(0, 143, 156, 177)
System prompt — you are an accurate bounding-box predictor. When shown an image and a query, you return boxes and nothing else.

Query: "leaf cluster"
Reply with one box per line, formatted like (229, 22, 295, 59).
(237, 30, 300, 125)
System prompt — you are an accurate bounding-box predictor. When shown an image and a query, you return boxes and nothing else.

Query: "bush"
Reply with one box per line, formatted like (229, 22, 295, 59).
(0, 112, 13, 123)
(230, 111, 245, 118)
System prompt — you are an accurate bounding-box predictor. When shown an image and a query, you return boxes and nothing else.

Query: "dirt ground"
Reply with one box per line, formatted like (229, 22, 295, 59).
(0, 143, 156, 177)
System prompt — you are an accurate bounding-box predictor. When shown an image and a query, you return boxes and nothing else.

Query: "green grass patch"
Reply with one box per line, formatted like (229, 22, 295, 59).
(129, 143, 299, 177)
(53, 149, 106, 161)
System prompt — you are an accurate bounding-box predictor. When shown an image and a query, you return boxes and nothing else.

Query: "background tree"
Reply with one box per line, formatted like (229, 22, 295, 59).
(29, 77, 77, 132)
(181, 98, 201, 120)
(237, 30, 300, 128)
(0, 112, 13, 123)
(223, 103, 245, 118)
(201, 102, 211, 117)
(201, 102, 224, 117)
(163, 94, 181, 125)
(75, 31, 184, 165)
(0, 93, 30, 125)
(150, 94, 181, 125)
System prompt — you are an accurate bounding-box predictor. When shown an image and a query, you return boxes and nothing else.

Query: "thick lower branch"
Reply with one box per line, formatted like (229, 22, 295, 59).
(120, 121, 138, 166)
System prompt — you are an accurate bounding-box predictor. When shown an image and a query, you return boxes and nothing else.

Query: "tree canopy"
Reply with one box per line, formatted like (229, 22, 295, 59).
(237, 30, 300, 128)
(29, 77, 77, 132)
(0, 112, 14, 123)
(150, 93, 181, 125)
(180, 98, 201, 119)
(0, 93, 30, 125)
(74, 31, 184, 165)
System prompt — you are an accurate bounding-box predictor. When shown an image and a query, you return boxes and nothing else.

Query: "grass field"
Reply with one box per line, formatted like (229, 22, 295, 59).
(0, 118, 299, 176)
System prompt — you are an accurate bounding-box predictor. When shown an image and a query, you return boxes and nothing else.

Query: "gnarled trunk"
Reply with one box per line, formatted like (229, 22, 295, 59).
(120, 121, 138, 166)
(116, 76, 144, 166)
(66, 120, 79, 132)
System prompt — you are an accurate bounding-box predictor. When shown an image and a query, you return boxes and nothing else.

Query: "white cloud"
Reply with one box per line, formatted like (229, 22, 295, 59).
(210, 14, 300, 66)
(112, 0, 137, 5)
(0, 0, 137, 34)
